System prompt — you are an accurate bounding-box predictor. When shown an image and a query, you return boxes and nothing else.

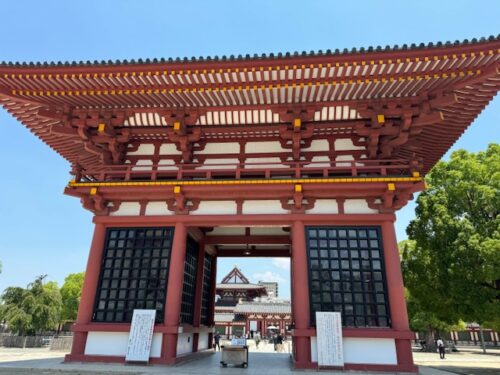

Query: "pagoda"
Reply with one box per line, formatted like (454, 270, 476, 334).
(1, 36, 499, 372)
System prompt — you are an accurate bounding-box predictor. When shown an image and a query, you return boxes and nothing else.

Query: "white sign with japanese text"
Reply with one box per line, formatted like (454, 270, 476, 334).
(316, 311, 344, 367)
(125, 309, 156, 362)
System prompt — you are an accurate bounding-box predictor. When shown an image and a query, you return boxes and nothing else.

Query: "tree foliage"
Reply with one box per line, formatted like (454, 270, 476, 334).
(60, 272, 84, 322)
(401, 144, 500, 333)
(0, 276, 62, 335)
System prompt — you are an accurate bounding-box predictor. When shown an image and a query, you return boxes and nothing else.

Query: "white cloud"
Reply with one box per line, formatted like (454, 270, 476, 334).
(252, 271, 286, 283)
(272, 258, 290, 270)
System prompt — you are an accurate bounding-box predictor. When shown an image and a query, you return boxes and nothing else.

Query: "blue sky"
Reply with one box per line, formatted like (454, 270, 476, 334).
(0, 1, 498, 299)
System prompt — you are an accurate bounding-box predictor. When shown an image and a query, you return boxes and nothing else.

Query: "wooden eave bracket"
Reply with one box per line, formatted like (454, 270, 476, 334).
(166, 191, 200, 215)
(162, 110, 204, 162)
(367, 181, 425, 213)
(280, 185, 315, 213)
(275, 106, 317, 160)
(80, 193, 121, 216)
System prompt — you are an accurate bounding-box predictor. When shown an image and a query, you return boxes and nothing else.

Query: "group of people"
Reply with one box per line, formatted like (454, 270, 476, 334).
(269, 332, 286, 352)
(212, 330, 286, 352)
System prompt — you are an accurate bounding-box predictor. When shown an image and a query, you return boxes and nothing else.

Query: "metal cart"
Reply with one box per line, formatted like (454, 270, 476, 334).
(220, 345, 248, 368)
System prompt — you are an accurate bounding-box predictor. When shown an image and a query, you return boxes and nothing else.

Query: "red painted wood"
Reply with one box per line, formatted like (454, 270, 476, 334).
(216, 248, 289, 257)
(381, 220, 415, 370)
(92, 213, 396, 226)
(291, 221, 311, 366)
(205, 235, 291, 245)
(191, 238, 206, 352)
(161, 222, 188, 363)
(66, 223, 106, 361)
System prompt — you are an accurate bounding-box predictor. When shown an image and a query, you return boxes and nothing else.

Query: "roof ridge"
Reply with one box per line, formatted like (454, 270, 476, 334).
(1, 34, 498, 68)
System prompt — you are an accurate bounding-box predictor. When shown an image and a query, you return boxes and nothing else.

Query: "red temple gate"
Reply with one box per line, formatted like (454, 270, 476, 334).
(1, 36, 499, 372)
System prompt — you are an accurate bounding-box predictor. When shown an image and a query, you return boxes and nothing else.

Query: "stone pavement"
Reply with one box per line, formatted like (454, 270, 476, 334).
(412, 347, 500, 375)
(0, 346, 498, 374)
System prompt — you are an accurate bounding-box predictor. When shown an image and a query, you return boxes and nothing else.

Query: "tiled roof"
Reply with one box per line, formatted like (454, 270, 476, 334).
(215, 306, 235, 312)
(234, 302, 292, 315)
(1, 35, 498, 68)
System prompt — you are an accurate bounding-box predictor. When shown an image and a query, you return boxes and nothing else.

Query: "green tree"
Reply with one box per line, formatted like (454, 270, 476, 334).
(0, 276, 62, 335)
(60, 272, 84, 323)
(0, 287, 31, 335)
(401, 144, 500, 351)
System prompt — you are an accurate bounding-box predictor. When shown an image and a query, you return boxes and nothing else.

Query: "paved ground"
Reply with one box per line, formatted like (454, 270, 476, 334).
(0, 345, 498, 374)
(413, 347, 500, 375)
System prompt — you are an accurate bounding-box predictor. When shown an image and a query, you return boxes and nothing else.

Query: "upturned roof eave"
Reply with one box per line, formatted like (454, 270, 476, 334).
(0, 35, 498, 74)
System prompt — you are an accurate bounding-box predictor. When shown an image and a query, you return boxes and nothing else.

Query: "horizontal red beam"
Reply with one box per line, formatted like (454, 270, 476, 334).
(216, 248, 290, 257)
(93, 213, 396, 226)
(205, 235, 290, 245)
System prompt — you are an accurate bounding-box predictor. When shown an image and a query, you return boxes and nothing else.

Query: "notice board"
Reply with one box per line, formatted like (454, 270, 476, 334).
(125, 309, 156, 362)
(316, 311, 344, 367)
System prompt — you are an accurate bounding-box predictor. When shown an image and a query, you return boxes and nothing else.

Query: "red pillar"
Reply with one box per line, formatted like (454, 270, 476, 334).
(291, 221, 311, 368)
(160, 222, 188, 364)
(381, 221, 418, 372)
(207, 254, 217, 346)
(192, 237, 206, 352)
(65, 223, 107, 362)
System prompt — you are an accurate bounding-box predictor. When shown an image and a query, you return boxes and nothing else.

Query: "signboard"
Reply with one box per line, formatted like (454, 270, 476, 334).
(316, 312, 344, 367)
(231, 338, 247, 346)
(125, 309, 156, 362)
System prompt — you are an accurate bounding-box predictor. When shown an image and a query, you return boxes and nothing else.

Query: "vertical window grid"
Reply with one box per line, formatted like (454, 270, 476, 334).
(200, 255, 214, 325)
(306, 227, 391, 328)
(93, 227, 173, 323)
(180, 236, 199, 324)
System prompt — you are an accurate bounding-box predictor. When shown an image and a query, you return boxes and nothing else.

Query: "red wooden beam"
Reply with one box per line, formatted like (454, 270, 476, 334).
(205, 235, 291, 245)
(216, 248, 290, 257)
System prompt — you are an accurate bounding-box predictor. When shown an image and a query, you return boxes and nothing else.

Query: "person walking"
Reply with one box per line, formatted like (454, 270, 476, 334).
(276, 333, 284, 353)
(214, 333, 221, 351)
(436, 337, 445, 359)
(254, 331, 261, 349)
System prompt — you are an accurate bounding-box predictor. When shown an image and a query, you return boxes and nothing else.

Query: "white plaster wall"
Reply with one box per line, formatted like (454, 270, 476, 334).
(196, 158, 239, 170)
(198, 333, 209, 351)
(307, 199, 339, 214)
(311, 336, 318, 363)
(343, 338, 397, 364)
(242, 200, 289, 214)
(84, 332, 162, 358)
(250, 227, 288, 235)
(307, 155, 331, 168)
(245, 157, 286, 169)
(245, 141, 286, 153)
(335, 154, 354, 167)
(159, 143, 182, 155)
(110, 202, 141, 216)
(344, 199, 379, 214)
(132, 159, 153, 171)
(303, 139, 330, 152)
(177, 333, 193, 356)
(197, 142, 240, 154)
(310, 337, 396, 365)
(127, 144, 155, 156)
(145, 201, 174, 216)
(334, 139, 365, 151)
(157, 159, 177, 171)
(192, 201, 237, 215)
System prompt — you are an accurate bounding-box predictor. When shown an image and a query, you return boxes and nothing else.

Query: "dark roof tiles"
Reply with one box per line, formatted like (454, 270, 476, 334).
(1, 35, 498, 68)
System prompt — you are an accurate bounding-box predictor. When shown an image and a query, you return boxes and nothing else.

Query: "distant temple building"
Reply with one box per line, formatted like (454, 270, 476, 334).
(258, 281, 279, 298)
(215, 267, 291, 336)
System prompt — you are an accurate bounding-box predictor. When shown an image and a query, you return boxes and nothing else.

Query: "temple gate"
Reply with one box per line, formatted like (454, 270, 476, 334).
(1, 36, 499, 372)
